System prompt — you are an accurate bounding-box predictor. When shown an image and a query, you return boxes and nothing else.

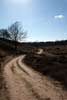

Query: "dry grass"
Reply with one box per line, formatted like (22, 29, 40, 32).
(0, 38, 67, 91)
(0, 47, 15, 100)
(24, 46, 67, 90)
(0, 49, 10, 100)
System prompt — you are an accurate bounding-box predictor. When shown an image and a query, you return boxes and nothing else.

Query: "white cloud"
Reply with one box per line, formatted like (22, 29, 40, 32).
(54, 15, 64, 19)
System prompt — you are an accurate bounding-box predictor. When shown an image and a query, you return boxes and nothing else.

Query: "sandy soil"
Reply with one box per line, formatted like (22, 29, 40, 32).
(3, 55, 67, 100)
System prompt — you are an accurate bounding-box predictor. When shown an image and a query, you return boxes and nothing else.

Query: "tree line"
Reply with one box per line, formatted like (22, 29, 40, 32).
(0, 21, 27, 52)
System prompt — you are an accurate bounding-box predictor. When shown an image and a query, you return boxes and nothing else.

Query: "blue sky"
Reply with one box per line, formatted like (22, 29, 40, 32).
(0, 0, 66, 41)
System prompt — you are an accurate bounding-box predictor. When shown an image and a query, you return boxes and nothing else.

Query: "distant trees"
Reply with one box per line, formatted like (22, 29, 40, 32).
(0, 29, 10, 40)
(0, 21, 27, 52)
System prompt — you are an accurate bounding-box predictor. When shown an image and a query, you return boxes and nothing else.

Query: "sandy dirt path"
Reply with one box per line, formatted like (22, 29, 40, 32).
(3, 55, 67, 100)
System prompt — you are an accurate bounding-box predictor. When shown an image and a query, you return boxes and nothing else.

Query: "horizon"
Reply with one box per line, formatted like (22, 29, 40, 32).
(0, 0, 66, 42)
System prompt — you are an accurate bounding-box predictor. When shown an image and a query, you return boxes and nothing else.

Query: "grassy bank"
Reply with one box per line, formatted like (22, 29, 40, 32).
(24, 48, 67, 90)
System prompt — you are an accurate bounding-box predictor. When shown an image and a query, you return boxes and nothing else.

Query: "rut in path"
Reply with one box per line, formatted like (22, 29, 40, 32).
(4, 55, 67, 100)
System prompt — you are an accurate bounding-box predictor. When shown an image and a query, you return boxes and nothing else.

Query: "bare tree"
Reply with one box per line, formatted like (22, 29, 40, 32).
(8, 21, 27, 51)
(0, 29, 11, 40)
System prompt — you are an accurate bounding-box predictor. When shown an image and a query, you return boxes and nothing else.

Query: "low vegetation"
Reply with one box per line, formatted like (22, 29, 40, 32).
(24, 45, 67, 90)
(0, 36, 67, 97)
(0, 49, 10, 100)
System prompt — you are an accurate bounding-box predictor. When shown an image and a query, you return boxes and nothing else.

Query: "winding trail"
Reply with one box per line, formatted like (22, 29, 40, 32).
(3, 55, 67, 100)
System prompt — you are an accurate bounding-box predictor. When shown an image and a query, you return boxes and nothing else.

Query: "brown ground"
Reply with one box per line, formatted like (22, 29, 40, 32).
(3, 55, 67, 100)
